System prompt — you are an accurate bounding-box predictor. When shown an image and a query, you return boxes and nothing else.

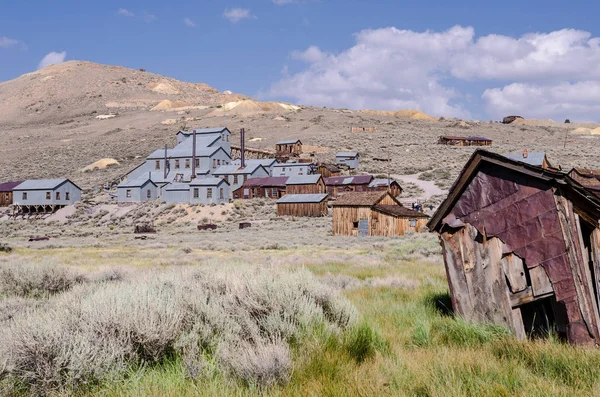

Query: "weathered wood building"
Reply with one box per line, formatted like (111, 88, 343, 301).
(332, 191, 428, 237)
(232, 177, 289, 199)
(438, 135, 493, 146)
(317, 163, 341, 178)
(368, 178, 403, 197)
(0, 181, 22, 207)
(276, 194, 328, 217)
(286, 175, 325, 195)
(12, 179, 82, 214)
(569, 168, 600, 199)
(325, 175, 374, 197)
(275, 139, 303, 156)
(428, 150, 600, 345)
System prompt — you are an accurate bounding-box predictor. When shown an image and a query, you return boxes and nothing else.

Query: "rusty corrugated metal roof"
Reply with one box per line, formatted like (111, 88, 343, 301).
(0, 181, 23, 192)
(325, 175, 373, 186)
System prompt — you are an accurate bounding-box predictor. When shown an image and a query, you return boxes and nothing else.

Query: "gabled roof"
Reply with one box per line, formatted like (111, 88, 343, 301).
(178, 127, 230, 135)
(368, 178, 400, 188)
(503, 152, 548, 167)
(213, 163, 267, 175)
(276, 139, 302, 145)
(325, 175, 373, 186)
(318, 163, 341, 172)
(147, 144, 229, 160)
(117, 177, 157, 188)
(331, 191, 399, 206)
(286, 175, 322, 185)
(272, 162, 308, 168)
(190, 177, 229, 187)
(336, 152, 359, 157)
(239, 177, 289, 187)
(428, 150, 600, 232)
(276, 194, 328, 204)
(164, 183, 190, 191)
(0, 181, 23, 192)
(14, 179, 81, 191)
(373, 205, 429, 218)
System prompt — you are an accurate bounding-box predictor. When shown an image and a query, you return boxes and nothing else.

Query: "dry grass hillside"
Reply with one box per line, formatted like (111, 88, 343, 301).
(0, 61, 599, 191)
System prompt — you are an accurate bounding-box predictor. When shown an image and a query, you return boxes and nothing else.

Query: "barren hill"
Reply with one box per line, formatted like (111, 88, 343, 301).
(0, 61, 599, 189)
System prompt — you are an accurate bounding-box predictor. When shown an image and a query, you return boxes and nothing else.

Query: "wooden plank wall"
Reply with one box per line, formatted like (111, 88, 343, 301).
(277, 201, 327, 217)
(333, 206, 428, 236)
(287, 181, 325, 195)
(0, 191, 12, 207)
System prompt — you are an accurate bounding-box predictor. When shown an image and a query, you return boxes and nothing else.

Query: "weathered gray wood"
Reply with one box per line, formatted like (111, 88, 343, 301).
(592, 228, 600, 322)
(440, 229, 473, 318)
(530, 265, 554, 297)
(511, 287, 534, 307)
(501, 254, 528, 293)
(511, 307, 527, 340)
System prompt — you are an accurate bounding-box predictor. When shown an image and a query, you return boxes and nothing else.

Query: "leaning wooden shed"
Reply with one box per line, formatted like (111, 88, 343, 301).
(276, 194, 328, 217)
(332, 191, 428, 237)
(428, 150, 600, 345)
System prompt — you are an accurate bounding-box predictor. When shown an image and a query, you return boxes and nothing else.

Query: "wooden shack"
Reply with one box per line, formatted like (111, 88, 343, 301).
(317, 163, 341, 178)
(0, 181, 22, 207)
(275, 139, 303, 156)
(438, 136, 493, 146)
(232, 177, 289, 199)
(428, 150, 600, 345)
(276, 194, 328, 217)
(569, 168, 600, 199)
(325, 175, 373, 197)
(286, 175, 325, 195)
(367, 178, 403, 197)
(332, 191, 428, 237)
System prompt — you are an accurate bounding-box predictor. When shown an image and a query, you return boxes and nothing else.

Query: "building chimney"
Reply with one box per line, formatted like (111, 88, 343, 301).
(523, 148, 529, 159)
(164, 144, 168, 179)
(240, 128, 246, 169)
(191, 129, 197, 180)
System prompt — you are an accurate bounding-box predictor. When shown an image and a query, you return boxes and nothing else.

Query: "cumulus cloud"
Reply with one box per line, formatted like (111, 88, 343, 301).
(38, 51, 67, 70)
(269, 26, 600, 120)
(223, 8, 253, 23)
(117, 8, 135, 17)
(184, 17, 196, 27)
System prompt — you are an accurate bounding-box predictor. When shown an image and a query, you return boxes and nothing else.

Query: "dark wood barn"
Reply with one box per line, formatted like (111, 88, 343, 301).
(317, 163, 341, 178)
(276, 194, 328, 217)
(232, 177, 288, 199)
(325, 175, 374, 197)
(286, 175, 325, 195)
(429, 150, 600, 345)
(0, 181, 21, 207)
(332, 191, 428, 237)
(438, 136, 493, 146)
(275, 139, 303, 156)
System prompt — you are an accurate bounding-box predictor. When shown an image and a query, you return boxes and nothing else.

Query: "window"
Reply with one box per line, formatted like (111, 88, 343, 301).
(65, 192, 70, 201)
(272, 188, 277, 197)
(155, 160, 160, 170)
(46, 192, 51, 200)
(217, 159, 221, 166)
(4, 193, 8, 200)
(195, 158, 200, 167)
(126, 190, 132, 198)
(175, 160, 180, 169)
(146, 189, 151, 199)
(22, 192, 27, 200)
(233, 175, 238, 185)
(410, 219, 417, 227)
(243, 175, 248, 183)
(222, 134, 225, 141)
(193, 188, 199, 199)
(207, 188, 213, 199)
(56, 192, 61, 200)
(219, 188, 224, 200)
(166, 160, 170, 169)
(353, 221, 359, 229)
(185, 159, 190, 169)
(212, 159, 217, 168)
(265, 189, 270, 198)
(226, 135, 229, 142)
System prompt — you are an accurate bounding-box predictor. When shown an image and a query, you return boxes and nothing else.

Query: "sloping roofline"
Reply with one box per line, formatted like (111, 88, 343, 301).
(14, 178, 82, 192)
(427, 149, 600, 232)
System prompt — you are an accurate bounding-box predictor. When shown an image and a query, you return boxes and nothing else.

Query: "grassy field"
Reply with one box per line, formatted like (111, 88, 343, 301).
(2, 220, 600, 396)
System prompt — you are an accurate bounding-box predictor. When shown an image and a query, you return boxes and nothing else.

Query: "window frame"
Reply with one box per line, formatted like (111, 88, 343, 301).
(193, 188, 199, 199)
(126, 189, 132, 198)
(46, 192, 51, 200)
(22, 192, 27, 200)
(207, 188, 213, 199)
(174, 159, 180, 169)
(56, 191, 61, 201)
(155, 160, 160, 170)
(185, 159, 190, 169)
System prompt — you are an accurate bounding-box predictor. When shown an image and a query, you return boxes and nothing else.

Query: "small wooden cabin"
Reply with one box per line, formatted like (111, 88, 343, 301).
(332, 191, 428, 237)
(276, 194, 328, 217)
(232, 177, 289, 199)
(438, 136, 493, 146)
(286, 175, 325, 195)
(317, 163, 341, 178)
(0, 181, 22, 207)
(428, 150, 600, 345)
(275, 139, 303, 156)
(367, 178, 403, 197)
(325, 175, 374, 197)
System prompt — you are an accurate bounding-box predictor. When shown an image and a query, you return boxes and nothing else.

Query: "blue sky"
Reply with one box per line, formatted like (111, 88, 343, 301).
(2, 0, 600, 121)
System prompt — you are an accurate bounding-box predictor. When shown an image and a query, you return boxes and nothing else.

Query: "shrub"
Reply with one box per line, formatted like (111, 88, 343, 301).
(343, 322, 389, 363)
(0, 262, 84, 299)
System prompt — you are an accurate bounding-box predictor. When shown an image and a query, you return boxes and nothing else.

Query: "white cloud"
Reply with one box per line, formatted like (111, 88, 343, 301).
(269, 26, 600, 121)
(0, 36, 19, 49)
(143, 13, 157, 23)
(38, 51, 67, 70)
(223, 8, 253, 23)
(273, 0, 295, 4)
(117, 8, 135, 17)
(184, 17, 196, 27)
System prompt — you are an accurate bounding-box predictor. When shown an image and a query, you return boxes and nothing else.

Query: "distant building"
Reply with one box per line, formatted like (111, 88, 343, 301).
(367, 179, 403, 197)
(272, 162, 314, 177)
(213, 163, 270, 194)
(504, 150, 553, 169)
(438, 136, 493, 146)
(336, 152, 360, 169)
(332, 191, 428, 237)
(163, 183, 191, 204)
(286, 175, 326, 195)
(276, 194, 328, 217)
(325, 175, 374, 197)
(0, 181, 22, 207)
(117, 177, 158, 203)
(13, 179, 82, 213)
(317, 163, 341, 178)
(189, 178, 230, 205)
(275, 139, 303, 156)
(232, 177, 289, 200)
(232, 158, 277, 176)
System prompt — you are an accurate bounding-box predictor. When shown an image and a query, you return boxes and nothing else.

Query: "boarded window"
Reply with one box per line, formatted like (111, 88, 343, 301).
(65, 192, 70, 201)
(46, 192, 51, 200)
(126, 190, 131, 198)
(193, 188, 199, 198)
(56, 192, 61, 200)
(175, 160, 180, 169)
(207, 188, 213, 199)
(185, 159, 190, 169)
(219, 188, 224, 200)
(146, 189, 151, 199)
(155, 161, 160, 170)
(4, 193, 8, 200)
(410, 219, 417, 227)
(22, 192, 27, 200)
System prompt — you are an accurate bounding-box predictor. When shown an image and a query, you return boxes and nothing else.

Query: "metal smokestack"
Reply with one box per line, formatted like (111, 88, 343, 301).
(191, 130, 197, 180)
(164, 144, 168, 179)
(240, 128, 245, 169)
